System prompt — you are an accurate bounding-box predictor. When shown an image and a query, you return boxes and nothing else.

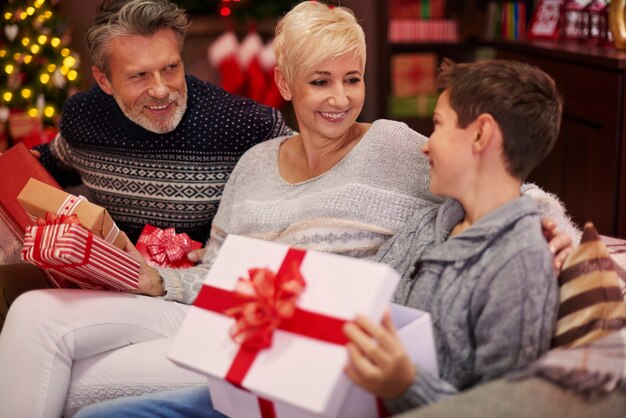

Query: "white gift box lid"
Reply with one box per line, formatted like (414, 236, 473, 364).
(168, 234, 401, 417)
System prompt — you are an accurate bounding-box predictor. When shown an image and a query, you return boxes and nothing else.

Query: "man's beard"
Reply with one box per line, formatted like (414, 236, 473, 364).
(113, 86, 187, 134)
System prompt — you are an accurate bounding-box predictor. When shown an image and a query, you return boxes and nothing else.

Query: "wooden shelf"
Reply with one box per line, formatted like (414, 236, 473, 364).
(495, 40, 626, 238)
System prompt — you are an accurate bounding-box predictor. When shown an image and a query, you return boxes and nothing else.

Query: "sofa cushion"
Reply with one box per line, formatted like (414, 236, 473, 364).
(552, 222, 626, 348)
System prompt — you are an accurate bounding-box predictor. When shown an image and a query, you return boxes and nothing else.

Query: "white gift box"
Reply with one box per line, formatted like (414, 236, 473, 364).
(205, 303, 438, 418)
(169, 235, 435, 417)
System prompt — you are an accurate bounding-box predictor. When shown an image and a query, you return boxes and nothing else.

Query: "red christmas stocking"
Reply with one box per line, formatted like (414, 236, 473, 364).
(208, 31, 245, 95)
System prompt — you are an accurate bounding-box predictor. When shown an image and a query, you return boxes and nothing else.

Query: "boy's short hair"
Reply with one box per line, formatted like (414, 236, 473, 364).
(273, 1, 366, 86)
(436, 59, 563, 181)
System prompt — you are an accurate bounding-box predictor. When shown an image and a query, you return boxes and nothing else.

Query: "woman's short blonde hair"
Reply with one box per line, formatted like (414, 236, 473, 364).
(273, 1, 366, 86)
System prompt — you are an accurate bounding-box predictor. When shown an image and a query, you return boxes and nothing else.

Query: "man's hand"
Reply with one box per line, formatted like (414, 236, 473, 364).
(541, 217, 573, 273)
(343, 311, 416, 399)
(123, 236, 165, 296)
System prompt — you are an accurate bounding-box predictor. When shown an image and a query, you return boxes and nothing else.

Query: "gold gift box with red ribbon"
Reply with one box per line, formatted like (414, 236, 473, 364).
(17, 178, 128, 249)
(168, 235, 438, 418)
(21, 214, 140, 291)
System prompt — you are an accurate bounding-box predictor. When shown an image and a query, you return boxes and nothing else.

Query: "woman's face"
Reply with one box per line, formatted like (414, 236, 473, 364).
(285, 53, 365, 142)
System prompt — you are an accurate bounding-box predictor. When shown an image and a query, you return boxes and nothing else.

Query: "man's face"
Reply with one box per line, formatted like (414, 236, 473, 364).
(92, 28, 187, 134)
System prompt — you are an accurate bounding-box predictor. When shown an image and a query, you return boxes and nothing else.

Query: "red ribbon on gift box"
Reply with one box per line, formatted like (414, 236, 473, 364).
(194, 248, 350, 418)
(35, 212, 81, 226)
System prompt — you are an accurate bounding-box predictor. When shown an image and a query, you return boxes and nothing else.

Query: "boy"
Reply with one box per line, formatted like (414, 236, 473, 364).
(345, 59, 563, 414)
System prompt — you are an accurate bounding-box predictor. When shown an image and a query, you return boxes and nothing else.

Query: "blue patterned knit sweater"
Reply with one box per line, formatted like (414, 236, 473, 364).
(36, 75, 291, 243)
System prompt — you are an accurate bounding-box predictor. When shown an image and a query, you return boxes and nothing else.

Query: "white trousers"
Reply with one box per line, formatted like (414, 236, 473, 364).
(0, 289, 206, 418)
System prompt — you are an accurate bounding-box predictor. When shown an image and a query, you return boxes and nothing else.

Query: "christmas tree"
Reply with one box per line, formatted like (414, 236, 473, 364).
(1, 0, 80, 146)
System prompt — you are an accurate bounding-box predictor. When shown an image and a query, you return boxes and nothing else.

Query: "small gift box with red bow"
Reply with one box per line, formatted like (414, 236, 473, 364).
(168, 235, 437, 418)
(21, 213, 140, 291)
(17, 178, 128, 249)
(135, 225, 202, 268)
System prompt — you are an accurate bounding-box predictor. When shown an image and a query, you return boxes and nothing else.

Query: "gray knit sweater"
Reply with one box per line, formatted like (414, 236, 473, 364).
(158, 119, 443, 303)
(378, 195, 560, 413)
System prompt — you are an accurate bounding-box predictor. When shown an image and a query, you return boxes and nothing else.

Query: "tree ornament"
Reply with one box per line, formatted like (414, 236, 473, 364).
(4, 25, 19, 42)
(52, 69, 66, 89)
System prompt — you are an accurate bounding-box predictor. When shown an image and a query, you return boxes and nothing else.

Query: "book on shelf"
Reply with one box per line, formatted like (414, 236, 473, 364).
(389, 0, 447, 19)
(388, 19, 459, 43)
(485, 1, 527, 41)
(388, 94, 439, 120)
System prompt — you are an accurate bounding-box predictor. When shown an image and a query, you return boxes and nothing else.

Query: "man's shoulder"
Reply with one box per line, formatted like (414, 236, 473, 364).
(63, 84, 111, 113)
(187, 75, 276, 113)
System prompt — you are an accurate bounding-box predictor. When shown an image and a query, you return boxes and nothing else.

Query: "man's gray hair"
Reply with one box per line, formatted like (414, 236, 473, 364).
(87, 0, 189, 76)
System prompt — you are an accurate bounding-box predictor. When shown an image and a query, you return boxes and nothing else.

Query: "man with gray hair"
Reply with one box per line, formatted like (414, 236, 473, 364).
(0, 0, 291, 330)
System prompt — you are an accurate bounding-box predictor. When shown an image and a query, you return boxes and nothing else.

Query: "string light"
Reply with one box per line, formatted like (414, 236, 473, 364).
(1, 0, 80, 125)
(63, 56, 76, 68)
(44, 106, 55, 118)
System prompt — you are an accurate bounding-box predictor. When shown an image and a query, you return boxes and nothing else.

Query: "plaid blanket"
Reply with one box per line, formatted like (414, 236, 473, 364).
(514, 329, 626, 397)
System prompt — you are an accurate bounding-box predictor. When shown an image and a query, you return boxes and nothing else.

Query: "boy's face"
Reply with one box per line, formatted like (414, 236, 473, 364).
(92, 28, 187, 134)
(422, 90, 475, 197)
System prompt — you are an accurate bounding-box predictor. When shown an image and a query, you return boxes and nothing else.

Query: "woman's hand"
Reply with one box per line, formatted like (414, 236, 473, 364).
(123, 237, 165, 296)
(541, 217, 573, 273)
(186, 247, 207, 264)
(343, 311, 416, 399)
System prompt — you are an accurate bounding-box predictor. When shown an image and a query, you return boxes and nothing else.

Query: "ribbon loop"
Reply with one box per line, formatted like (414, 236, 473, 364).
(226, 255, 306, 351)
(145, 227, 193, 266)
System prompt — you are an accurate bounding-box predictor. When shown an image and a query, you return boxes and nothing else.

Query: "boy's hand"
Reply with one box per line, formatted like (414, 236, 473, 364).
(123, 236, 165, 296)
(541, 217, 573, 273)
(343, 311, 416, 399)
